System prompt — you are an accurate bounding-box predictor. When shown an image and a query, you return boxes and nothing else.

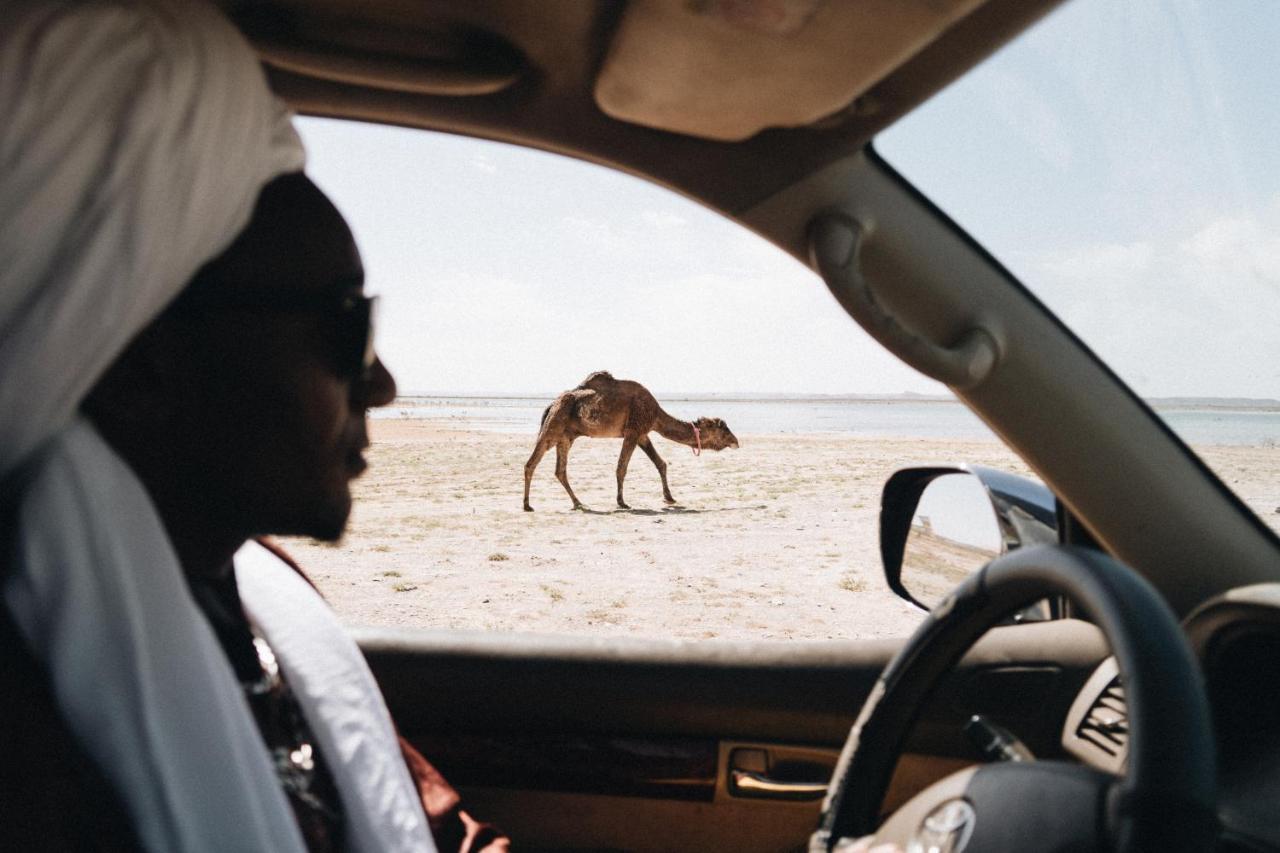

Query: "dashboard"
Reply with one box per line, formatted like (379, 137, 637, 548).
(1062, 583, 1280, 851)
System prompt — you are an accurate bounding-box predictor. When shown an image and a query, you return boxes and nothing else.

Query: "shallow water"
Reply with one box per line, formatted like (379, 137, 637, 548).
(373, 396, 1279, 446)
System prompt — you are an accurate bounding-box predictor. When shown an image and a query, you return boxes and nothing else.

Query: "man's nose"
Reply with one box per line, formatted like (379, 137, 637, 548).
(355, 355, 397, 408)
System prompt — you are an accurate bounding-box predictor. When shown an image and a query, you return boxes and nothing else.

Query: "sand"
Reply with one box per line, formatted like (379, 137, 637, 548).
(282, 420, 1280, 641)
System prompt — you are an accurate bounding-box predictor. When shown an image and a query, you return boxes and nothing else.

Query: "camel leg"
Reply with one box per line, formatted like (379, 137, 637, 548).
(638, 435, 676, 504)
(523, 440, 552, 511)
(555, 439, 585, 510)
(616, 436, 639, 509)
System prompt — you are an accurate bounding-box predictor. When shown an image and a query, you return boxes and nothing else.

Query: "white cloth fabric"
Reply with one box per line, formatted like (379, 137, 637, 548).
(5, 419, 310, 852)
(238, 541, 438, 853)
(0, 2, 438, 851)
(0, 0, 304, 475)
(6, 423, 440, 852)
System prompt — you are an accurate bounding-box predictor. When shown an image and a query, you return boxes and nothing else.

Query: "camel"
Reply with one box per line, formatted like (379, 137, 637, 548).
(523, 371, 739, 511)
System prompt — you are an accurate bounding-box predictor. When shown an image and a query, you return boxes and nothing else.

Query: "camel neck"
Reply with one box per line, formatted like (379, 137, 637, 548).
(655, 410, 697, 446)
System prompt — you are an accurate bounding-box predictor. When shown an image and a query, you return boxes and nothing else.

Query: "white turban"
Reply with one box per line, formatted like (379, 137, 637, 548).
(0, 0, 304, 474)
(0, 3, 437, 852)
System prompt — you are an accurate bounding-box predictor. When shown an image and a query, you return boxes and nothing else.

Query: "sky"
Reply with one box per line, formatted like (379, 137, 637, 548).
(298, 120, 934, 397)
(878, 0, 1280, 400)
(298, 0, 1279, 400)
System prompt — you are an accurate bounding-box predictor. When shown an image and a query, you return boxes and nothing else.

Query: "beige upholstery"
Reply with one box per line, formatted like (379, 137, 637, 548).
(595, 0, 985, 140)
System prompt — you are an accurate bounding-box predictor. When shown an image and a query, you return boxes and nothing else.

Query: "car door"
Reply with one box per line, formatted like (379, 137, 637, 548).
(361, 620, 1106, 851)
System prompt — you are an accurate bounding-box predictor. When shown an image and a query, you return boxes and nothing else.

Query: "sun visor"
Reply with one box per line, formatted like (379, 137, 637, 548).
(237, 9, 526, 97)
(595, 0, 986, 141)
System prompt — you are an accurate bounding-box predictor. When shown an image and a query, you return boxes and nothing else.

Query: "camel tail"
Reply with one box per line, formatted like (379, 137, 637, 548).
(540, 403, 552, 429)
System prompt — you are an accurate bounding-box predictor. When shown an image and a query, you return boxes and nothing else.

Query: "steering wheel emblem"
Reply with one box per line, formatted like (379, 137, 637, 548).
(909, 798, 975, 853)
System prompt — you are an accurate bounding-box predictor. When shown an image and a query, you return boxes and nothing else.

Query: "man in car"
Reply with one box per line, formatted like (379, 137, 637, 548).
(0, 1, 503, 850)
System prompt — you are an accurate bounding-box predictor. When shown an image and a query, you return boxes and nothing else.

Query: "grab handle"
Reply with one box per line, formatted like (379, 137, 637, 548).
(808, 213, 998, 390)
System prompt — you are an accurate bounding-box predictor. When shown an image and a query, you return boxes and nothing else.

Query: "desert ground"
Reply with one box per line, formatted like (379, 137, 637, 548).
(283, 419, 1280, 642)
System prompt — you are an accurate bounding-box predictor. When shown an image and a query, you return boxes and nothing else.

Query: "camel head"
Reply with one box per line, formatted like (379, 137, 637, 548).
(694, 417, 739, 450)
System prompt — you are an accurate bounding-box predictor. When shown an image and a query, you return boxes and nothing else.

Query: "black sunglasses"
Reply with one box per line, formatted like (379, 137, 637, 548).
(170, 289, 378, 380)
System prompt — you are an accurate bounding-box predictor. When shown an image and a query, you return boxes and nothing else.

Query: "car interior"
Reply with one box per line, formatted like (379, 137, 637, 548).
(217, 0, 1280, 849)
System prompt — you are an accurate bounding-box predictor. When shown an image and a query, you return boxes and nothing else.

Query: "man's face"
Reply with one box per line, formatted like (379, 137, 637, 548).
(164, 173, 396, 541)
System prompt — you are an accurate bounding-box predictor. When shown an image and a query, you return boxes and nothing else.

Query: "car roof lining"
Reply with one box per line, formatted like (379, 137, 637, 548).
(231, 0, 1063, 217)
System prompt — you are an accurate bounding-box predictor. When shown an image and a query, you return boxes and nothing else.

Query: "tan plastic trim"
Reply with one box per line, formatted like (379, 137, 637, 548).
(1060, 658, 1125, 774)
(809, 213, 999, 389)
(255, 36, 523, 96)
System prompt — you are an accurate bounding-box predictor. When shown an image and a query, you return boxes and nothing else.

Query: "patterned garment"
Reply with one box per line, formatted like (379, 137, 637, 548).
(0, 543, 509, 852)
(254, 537, 513, 853)
(189, 572, 346, 853)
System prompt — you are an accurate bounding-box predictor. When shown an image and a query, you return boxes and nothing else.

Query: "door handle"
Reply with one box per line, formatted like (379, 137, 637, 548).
(727, 746, 833, 801)
(730, 769, 828, 801)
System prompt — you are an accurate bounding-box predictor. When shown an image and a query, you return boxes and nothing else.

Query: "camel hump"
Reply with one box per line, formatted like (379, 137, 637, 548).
(537, 388, 592, 434)
(577, 370, 615, 390)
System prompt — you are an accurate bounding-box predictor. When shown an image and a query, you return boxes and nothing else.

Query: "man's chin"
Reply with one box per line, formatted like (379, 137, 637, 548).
(307, 521, 348, 543)
(272, 496, 352, 543)
(312, 506, 352, 543)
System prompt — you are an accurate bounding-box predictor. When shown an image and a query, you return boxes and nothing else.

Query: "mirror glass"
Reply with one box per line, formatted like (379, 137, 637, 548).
(901, 472, 1002, 608)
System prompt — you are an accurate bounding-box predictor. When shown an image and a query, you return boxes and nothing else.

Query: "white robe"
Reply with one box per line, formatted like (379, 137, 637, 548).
(0, 2, 437, 850)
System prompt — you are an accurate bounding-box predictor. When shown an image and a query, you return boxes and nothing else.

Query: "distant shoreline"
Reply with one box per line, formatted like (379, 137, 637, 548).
(390, 393, 1280, 412)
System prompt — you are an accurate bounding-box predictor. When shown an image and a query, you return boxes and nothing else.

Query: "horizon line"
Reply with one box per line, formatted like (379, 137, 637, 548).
(391, 391, 1280, 408)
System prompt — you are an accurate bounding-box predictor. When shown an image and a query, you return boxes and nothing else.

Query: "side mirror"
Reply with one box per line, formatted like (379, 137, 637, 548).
(880, 465, 1058, 613)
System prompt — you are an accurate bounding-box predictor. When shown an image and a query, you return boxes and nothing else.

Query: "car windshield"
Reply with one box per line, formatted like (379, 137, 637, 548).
(292, 117, 1047, 641)
(876, 0, 1280, 533)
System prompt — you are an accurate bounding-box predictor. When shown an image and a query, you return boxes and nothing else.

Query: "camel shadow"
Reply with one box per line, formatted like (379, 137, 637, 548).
(576, 504, 766, 517)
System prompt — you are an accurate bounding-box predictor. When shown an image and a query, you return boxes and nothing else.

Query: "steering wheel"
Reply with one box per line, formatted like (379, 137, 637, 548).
(811, 545, 1217, 852)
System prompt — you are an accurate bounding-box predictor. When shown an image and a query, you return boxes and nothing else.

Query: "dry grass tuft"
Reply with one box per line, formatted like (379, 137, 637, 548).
(838, 575, 866, 593)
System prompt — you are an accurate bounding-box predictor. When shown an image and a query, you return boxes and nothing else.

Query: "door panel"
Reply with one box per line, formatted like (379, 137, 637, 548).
(359, 620, 1105, 851)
